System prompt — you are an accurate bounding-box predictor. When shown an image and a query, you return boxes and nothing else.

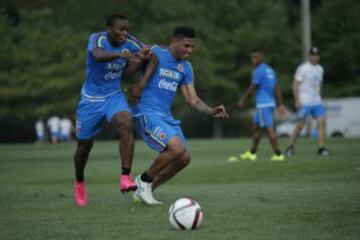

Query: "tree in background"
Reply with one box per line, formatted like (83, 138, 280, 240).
(0, 0, 359, 142)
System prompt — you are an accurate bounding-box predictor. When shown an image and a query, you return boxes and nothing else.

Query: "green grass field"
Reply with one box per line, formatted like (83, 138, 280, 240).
(1, 138, 359, 240)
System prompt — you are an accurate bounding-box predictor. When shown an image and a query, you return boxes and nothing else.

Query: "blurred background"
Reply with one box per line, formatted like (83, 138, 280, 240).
(0, 0, 359, 143)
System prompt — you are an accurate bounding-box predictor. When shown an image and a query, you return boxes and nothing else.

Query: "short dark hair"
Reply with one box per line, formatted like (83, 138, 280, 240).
(173, 26, 196, 39)
(106, 14, 128, 27)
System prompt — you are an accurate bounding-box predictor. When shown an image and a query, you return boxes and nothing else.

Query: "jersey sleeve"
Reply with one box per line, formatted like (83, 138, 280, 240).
(180, 62, 194, 85)
(87, 33, 106, 53)
(127, 38, 143, 53)
(127, 34, 146, 53)
(294, 65, 304, 82)
(150, 45, 162, 58)
(252, 68, 262, 85)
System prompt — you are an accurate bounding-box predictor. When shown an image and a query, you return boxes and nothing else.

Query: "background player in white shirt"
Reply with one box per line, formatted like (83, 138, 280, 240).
(284, 47, 330, 156)
(35, 119, 46, 143)
(47, 115, 60, 144)
(60, 117, 73, 142)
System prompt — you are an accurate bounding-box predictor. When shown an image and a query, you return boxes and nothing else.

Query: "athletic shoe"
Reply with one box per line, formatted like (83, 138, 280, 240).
(240, 150, 257, 161)
(284, 146, 294, 156)
(120, 174, 137, 193)
(271, 154, 285, 161)
(74, 181, 87, 207)
(227, 155, 239, 162)
(134, 175, 162, 205)
(318, 147, 330, 156)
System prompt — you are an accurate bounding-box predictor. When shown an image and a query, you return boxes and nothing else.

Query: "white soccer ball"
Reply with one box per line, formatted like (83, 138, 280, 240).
(168, 198, 203, 230)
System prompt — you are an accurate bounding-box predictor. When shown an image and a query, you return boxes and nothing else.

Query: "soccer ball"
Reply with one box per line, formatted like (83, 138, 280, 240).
(168, 198, 203, 230)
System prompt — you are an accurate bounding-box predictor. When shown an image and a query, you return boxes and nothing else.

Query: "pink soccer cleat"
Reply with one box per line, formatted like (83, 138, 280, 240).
(120, 175, 137, 193)
(74, 181, 87, 207)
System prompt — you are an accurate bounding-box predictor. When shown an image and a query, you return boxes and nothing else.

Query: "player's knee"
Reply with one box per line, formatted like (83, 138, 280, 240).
(178, 151, 191, 167)
(116, 119, 133, 135)
(112, 112, 132, 134)
(170, 144, 186, 159)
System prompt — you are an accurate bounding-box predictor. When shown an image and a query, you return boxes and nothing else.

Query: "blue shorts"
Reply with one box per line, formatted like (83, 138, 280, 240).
(50, 131, 60, 138)
(297, 104, 325, 121)
(253, 107, 275, 128)
(37, 133, 45, 141)
(75, 92, 131, 140)
(134, 114, 186, 152)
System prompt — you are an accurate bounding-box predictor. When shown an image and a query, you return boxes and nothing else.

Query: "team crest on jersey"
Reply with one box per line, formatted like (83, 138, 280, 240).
(177, 64, 184, 72)
(159, 132, 166, 140)
(154, 126, 167, 140)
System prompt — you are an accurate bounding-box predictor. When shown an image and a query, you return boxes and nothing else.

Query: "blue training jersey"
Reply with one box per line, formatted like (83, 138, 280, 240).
(135, 45, 194, 116)
(252, 63, 277, 107)
(81, 32, 143, 99)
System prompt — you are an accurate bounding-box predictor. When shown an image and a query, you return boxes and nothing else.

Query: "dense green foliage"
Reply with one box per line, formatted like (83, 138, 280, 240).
(1, 0, 359, 142)
(1, 138, 359, 239)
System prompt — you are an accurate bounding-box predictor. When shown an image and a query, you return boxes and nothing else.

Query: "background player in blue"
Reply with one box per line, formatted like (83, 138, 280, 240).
(130, 26, 229, 205)
(228, 50, 286, 162)
(73, 14, 150, 207)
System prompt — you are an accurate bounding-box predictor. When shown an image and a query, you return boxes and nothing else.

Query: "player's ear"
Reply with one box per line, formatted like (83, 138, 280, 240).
(170, 36, 177, 45)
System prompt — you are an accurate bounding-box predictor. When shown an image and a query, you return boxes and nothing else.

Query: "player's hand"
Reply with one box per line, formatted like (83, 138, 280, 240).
(120, 49, 141, 63)
(237, 99, 245, 108)
(212, 105, 229, 119)
(137, 47, 152, 60)
(277, 104, 287, 116)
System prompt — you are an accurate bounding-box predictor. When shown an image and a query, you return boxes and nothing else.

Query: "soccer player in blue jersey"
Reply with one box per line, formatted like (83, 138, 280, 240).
(73, 14, 150, 207)
(129, 26, 228, 205)
(228, 50, 286, 162)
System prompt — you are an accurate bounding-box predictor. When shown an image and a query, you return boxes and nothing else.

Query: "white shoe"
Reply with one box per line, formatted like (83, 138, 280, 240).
(134, 175, 162, 205)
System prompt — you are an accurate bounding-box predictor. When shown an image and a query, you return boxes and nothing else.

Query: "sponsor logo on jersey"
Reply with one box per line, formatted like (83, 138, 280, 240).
(177, 64, 184, 72)
(104, 62, 126, 80)
(158, 79, 178, 92)
(106, 62, 126, 71)
(159, 68, 181, 81)
(104, 71, 123, 80)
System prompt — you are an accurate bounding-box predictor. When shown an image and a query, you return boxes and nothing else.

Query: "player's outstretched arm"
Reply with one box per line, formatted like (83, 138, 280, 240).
(129, 54, 159, 105)
(238, 83, 255, 107)
(124, 47, 153, 77)
(91, 48, 140, 62)
(180, 84, 229, 118)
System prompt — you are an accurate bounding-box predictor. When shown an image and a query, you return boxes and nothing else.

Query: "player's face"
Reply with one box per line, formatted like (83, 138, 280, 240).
(107, 19, 129, 46)
(309, 54, 320, 64)
(174, 37, 196, 60)
(251, 52, 263, 66)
